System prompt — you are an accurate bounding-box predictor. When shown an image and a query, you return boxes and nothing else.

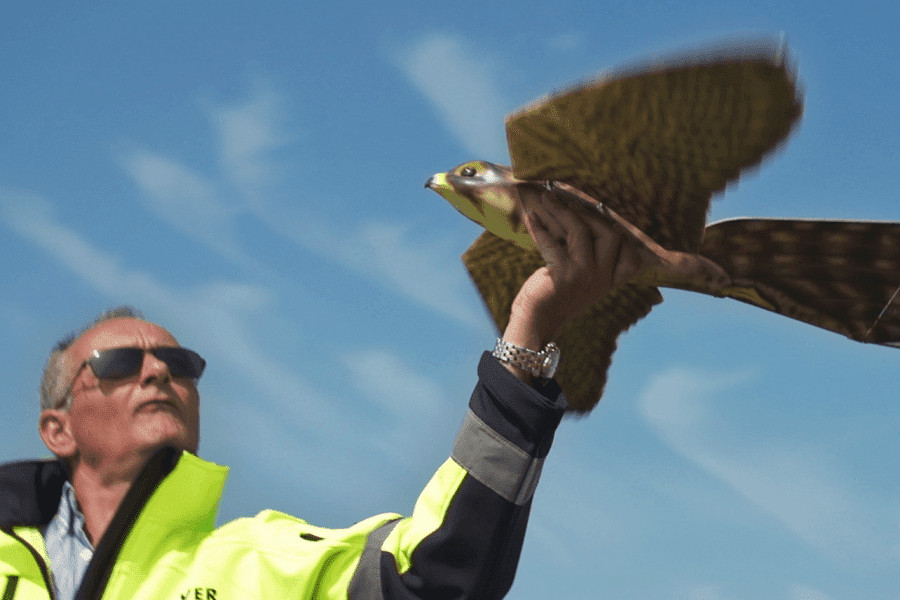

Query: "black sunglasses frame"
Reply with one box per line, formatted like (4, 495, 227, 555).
(83, 346, 207, 381)
(57, 346, 206, 410)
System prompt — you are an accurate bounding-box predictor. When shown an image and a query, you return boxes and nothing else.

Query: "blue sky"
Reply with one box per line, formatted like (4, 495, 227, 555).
(1, 2, 898, 598)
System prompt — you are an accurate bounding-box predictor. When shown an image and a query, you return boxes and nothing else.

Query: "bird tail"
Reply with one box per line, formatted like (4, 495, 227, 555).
(700, 218, 900, 347)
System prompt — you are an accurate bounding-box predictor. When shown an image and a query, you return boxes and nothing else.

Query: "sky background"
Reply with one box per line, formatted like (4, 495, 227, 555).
(1, 2, 898, 599)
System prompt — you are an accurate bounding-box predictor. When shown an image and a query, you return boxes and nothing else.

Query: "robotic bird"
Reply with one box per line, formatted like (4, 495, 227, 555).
(426, 38, 900, 413)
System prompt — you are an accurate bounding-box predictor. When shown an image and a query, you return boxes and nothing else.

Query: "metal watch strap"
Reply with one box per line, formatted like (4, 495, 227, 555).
(492, 338, 561, 379)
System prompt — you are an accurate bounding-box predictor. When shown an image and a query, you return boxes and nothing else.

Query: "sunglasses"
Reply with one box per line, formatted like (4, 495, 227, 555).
(79, 346, 207, 381)
(57, 346, 206, 409)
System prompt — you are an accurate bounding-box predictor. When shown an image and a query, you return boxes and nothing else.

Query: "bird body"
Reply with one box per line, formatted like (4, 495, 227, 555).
(427, 162, 733, 294)
(426, 38, 900, 412)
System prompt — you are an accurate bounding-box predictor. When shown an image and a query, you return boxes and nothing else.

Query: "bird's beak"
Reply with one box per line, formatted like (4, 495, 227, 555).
(426, 172, 451, 191)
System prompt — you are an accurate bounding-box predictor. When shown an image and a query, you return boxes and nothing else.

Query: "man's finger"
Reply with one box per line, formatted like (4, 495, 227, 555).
(596, 230, 623, 285)
(532, 191, 568, 239)
(524, 209, 562, 267)
(537, 189, 596, 269)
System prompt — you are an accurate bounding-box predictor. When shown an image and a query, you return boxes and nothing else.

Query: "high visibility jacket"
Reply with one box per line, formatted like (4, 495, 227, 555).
(0, 353, 567, 600)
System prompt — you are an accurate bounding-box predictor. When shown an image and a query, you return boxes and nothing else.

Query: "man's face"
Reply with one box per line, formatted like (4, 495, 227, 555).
(61, 317, 200, 470)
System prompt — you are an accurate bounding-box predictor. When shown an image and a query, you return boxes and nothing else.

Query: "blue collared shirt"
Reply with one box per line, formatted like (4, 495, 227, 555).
(42, 481, 94, 600)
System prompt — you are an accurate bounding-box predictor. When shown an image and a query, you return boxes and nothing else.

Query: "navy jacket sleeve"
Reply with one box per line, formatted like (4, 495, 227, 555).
(348, 352, 568, 600)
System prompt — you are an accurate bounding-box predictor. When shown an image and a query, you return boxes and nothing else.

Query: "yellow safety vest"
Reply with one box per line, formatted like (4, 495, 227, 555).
(1, 354, 566, 599)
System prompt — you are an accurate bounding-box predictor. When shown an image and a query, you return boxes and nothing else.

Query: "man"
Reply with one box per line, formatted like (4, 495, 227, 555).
(0, 189, 644, 599)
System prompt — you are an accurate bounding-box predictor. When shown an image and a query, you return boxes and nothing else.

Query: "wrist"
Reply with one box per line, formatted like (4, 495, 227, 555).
(499, 322, 549, 383)
(492, 338, 561, 384)
(503, 308, 558, 353)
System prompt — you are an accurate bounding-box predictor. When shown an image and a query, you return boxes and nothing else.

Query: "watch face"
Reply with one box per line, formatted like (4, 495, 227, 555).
(541, 344, 561, 378)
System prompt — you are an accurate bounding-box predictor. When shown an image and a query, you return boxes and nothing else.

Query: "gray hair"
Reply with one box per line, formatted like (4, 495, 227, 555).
(40, 306, 145, 412)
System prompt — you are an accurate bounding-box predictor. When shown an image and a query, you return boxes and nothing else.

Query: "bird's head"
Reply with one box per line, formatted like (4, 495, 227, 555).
(425, 160, 537, 251)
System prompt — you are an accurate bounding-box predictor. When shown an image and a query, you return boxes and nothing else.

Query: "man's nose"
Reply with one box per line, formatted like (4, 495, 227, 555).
(140, 351, 171, 384)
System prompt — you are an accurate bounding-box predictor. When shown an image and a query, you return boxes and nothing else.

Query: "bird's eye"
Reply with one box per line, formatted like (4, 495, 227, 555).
(461, 166, 477, 177)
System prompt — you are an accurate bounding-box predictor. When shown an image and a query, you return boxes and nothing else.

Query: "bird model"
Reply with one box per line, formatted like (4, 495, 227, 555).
(426, 38, 900, 413)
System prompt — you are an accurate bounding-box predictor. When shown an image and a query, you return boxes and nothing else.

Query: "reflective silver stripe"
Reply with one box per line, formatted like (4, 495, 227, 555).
(451, 409, 544, 505)
(347, 518, 403, 600)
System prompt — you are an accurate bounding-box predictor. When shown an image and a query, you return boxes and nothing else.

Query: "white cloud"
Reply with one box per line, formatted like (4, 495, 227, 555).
(2, 190, 175, 302)
(122, 151, 218, 212)
(352, 220, 484, 327)
(0, 188, 335, 440)
(682, 583, 733, 600)
(337, 346, 458, 470)
(790, 584, 835, 600)
(249, 206, 485, 327)
(676, 582, 835, 600)
(340, 347, 448, 418)
(393, 32, 509, 161)
(545, 31, 586, 52)
(1, 188, 457, 499)
(204, 85, 291, 203)
(119, 150, 258, 269)
(638, 366, 899, 568)
(115, 83, 485, 328)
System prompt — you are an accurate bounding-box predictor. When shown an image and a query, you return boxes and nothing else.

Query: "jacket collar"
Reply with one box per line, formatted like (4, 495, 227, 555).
(0, 457, 68, 527)
(1, 448, 230, 600)
(0, 448, 229, 530)
(74, 448, 229, 600)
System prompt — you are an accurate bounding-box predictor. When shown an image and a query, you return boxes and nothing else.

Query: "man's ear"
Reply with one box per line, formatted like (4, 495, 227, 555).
(39, 409, 77, 460)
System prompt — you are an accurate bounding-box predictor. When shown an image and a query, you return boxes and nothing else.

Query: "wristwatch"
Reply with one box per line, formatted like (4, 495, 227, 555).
(492, 338, 561, 379)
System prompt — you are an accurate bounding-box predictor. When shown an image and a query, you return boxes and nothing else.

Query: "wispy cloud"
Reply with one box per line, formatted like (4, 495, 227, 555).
(677, 583, 834, 600)
(119, 150, 258, 269)
(545, 31, 586, 52)
(338, 347, 456, 470)
(393, 32, 509, 161)
(681, 583, 736, 600)
(207, 81, 488, 326)
(337, 220, 484, 327)
(638, 366, 900, 568)
(212, 143, 483, 326)
(115, 82, 483, 327)
(226, 189, 483, 326)
(339, 347, 448, 417)
(0, 188, 460, 506)
(2, 190, 179, 303)
(0, 189, 333, 440)
(790, 584, 834, 600)
(204, 84, 292, 204)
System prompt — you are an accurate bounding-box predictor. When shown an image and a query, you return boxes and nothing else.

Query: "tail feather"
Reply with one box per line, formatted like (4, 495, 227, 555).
(701, 218, 900, 346)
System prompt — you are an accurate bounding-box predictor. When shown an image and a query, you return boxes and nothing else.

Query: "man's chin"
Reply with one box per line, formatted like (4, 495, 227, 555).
(141, 432, 199, 458)
(136, 414, 199, 456)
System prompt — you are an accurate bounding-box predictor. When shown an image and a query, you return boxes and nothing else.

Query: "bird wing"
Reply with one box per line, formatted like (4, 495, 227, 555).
(700, 218, 900, 347)
(463, 231, 663, 412)
(505, 38, 802, 252)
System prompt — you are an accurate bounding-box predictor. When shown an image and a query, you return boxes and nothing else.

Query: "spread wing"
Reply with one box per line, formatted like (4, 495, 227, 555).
(462, 231, 663, 412)
(506, 38, 802, 252)
(701, 218, 900, 347)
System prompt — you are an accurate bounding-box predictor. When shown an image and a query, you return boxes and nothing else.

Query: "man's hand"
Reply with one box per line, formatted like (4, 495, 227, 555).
(500, 188, 645, 381)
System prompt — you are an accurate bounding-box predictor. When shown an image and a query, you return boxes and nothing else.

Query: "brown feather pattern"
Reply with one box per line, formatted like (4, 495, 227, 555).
(433, 38, 897, 414)
(506, 41, 802, 251)
(463, 231, 663, 413)
(701, 219, 900, 346)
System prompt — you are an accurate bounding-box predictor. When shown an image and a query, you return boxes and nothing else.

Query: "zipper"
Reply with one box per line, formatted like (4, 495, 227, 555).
(1, 448, 179, 600)
(74, 447, 180, 600)
(308, 550, 341, 599)
(1, 527, 56, 600)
